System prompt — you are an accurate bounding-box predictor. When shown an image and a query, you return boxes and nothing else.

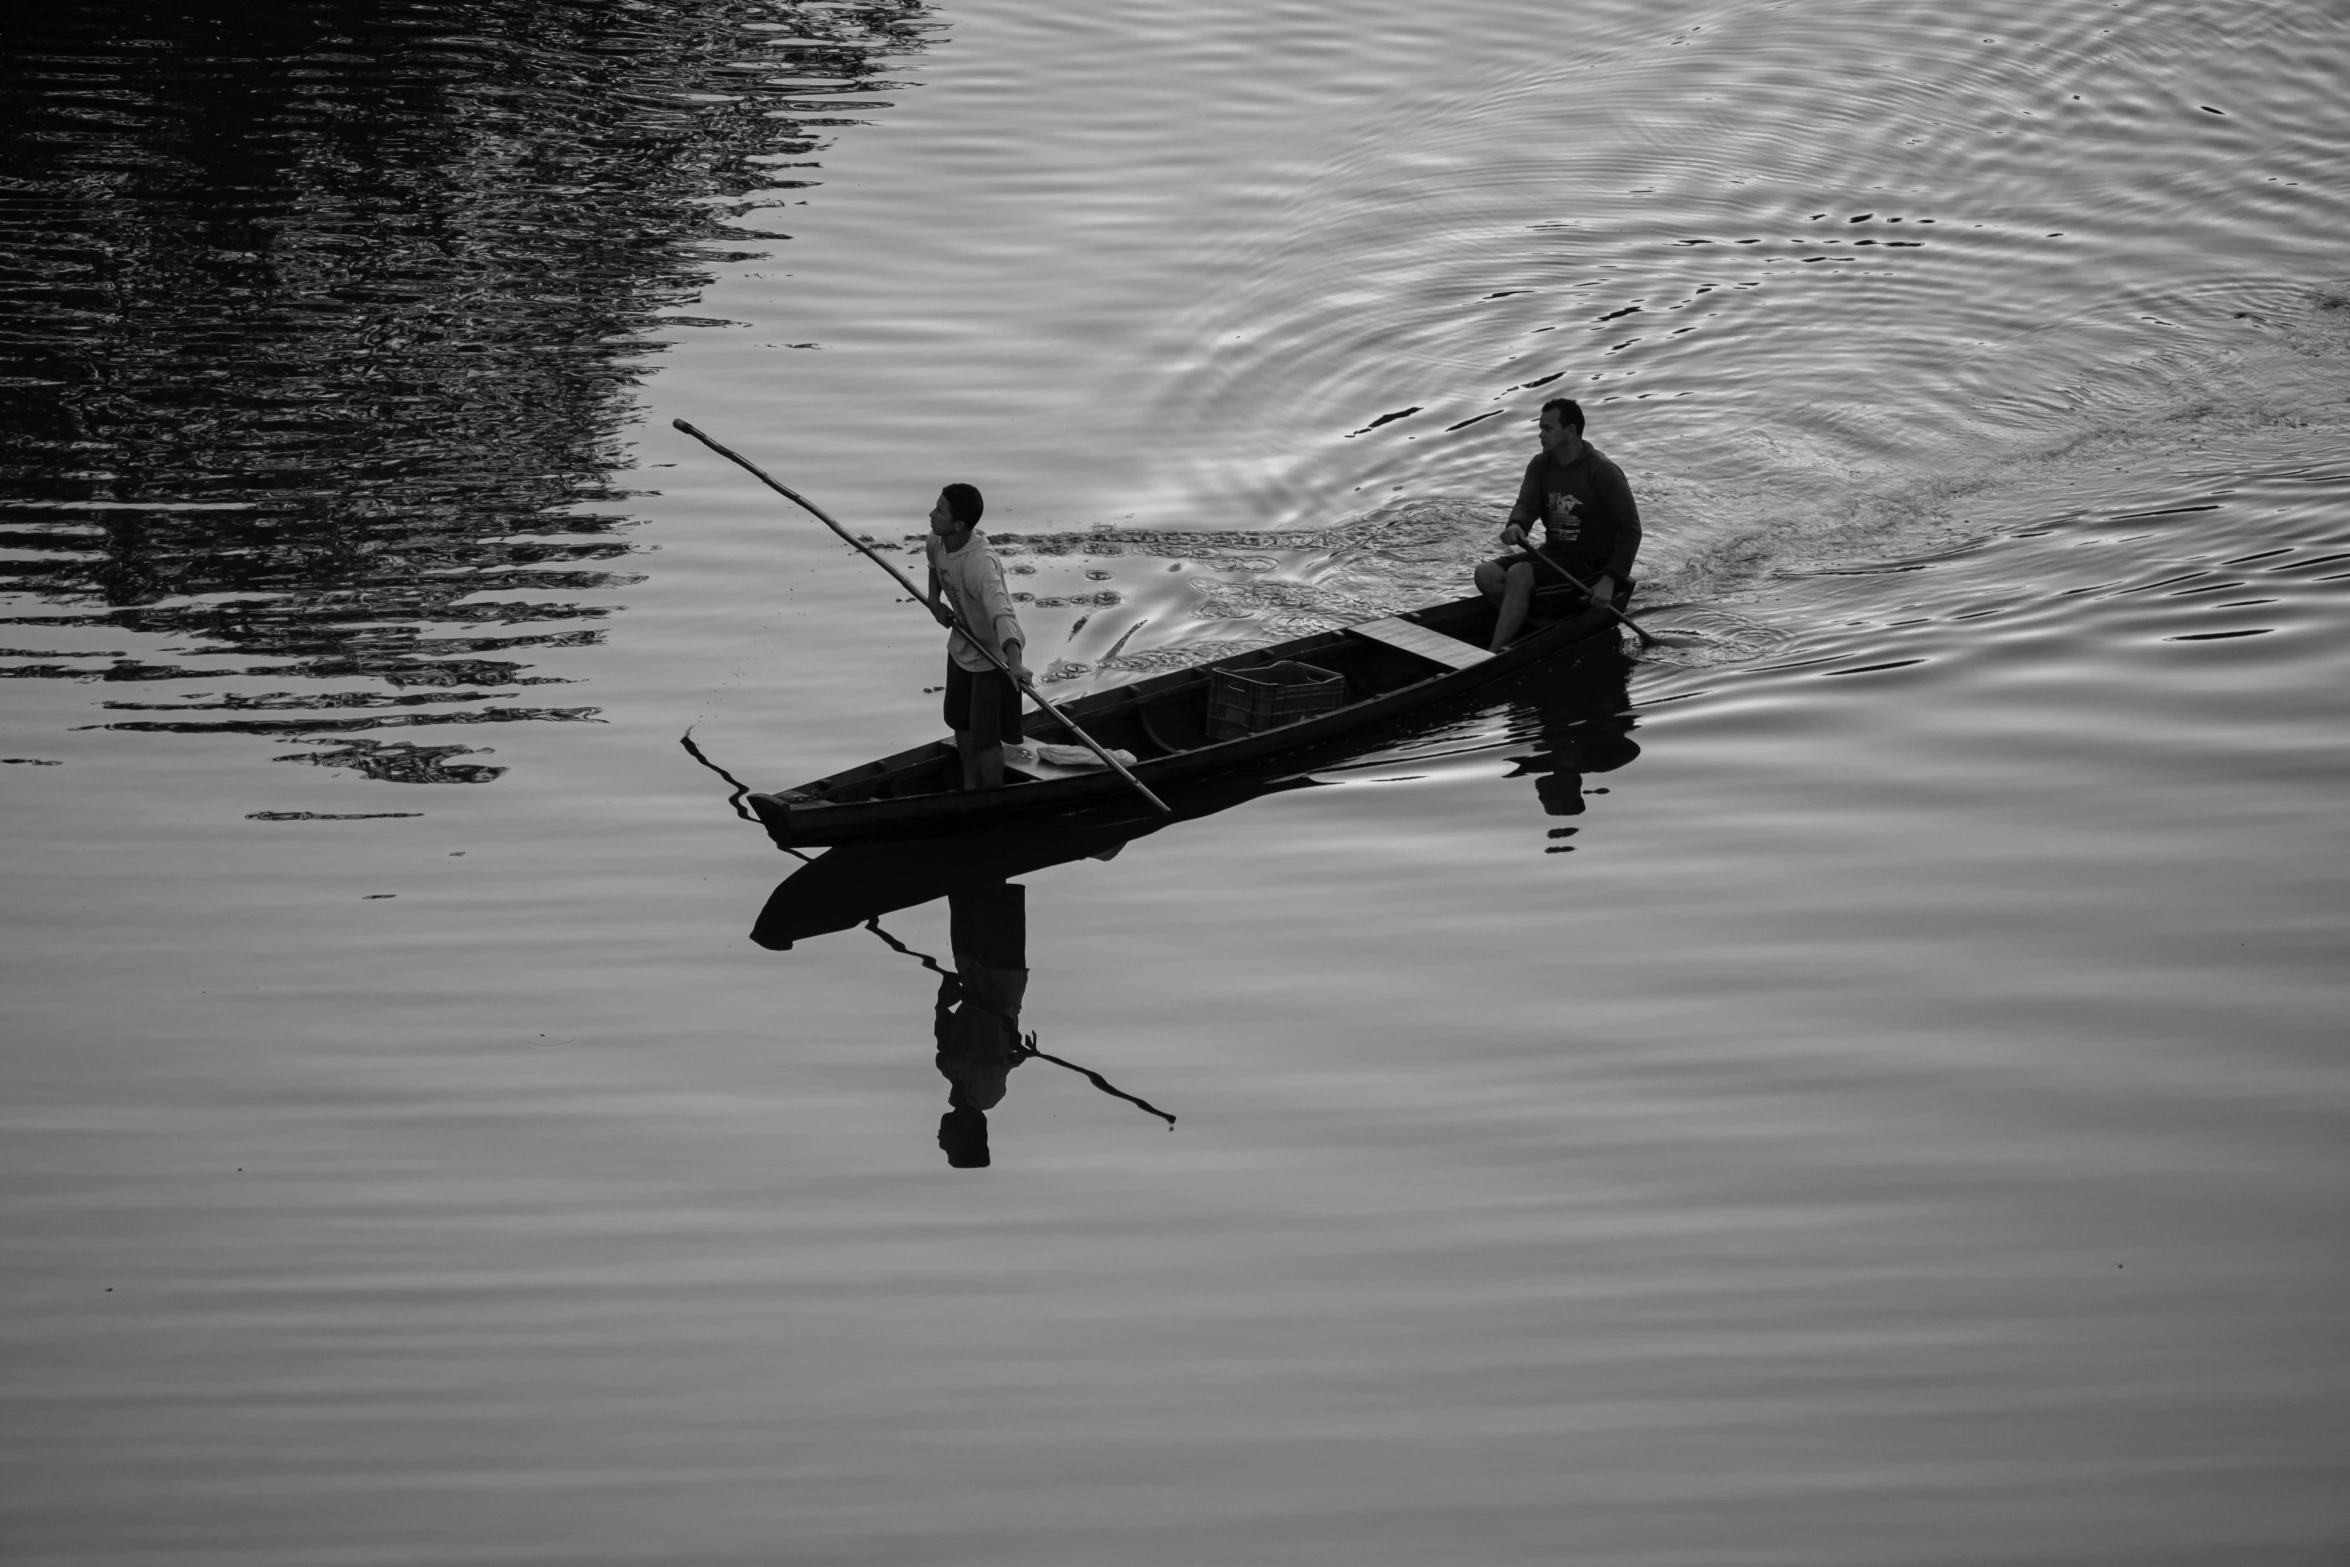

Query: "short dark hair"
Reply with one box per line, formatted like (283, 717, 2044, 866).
(1540, 397, 1585, 433)
(940, 482, 984, 527)
(939, 1105, 990, 1167)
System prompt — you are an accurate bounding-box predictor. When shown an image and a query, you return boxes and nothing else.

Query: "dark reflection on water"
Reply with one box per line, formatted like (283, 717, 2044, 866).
(0, 0, 930, 774)
(1503, 644, 1638, 825)
(751, 817, 1159, 949)
(749, 636, 1645, 1163)
(755, 816, 1189, 1166)
(931, 881, 1029, 1168)
(761, 835, 1191, 1166)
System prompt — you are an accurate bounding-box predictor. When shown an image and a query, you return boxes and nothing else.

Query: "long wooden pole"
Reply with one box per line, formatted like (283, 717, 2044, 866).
(673, 419, 1172, 815)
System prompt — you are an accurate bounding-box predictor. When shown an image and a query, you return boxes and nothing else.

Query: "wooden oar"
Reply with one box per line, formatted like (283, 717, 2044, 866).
(673, 418, 1172, 815)
(1515, 543, 1691, 650)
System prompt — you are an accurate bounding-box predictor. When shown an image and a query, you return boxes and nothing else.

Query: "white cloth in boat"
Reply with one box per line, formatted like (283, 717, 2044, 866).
(1005, 742, 1137, 771)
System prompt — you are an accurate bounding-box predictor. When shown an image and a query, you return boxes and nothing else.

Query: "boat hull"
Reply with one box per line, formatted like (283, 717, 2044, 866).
(751, 595, 1622, 847)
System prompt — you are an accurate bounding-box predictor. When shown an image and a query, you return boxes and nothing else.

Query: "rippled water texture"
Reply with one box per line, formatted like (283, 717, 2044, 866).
(4, 1, 2348, 1563)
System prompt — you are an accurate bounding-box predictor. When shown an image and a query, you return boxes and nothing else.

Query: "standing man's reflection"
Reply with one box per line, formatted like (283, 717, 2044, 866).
(934, 879, 1029, 1168)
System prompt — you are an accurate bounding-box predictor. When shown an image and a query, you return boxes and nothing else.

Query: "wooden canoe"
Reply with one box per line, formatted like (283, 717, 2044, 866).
(748, 591, 1625, 847)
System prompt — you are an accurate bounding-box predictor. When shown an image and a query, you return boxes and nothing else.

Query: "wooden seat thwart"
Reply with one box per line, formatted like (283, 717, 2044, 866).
(1344, 616, 1495, 670)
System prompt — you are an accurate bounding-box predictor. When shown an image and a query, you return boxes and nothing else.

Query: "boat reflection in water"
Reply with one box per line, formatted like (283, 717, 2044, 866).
(744, 637, 1641, 1164)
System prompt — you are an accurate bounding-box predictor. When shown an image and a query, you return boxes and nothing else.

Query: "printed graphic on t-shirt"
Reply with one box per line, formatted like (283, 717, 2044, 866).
(1546, 492, 1583, 541)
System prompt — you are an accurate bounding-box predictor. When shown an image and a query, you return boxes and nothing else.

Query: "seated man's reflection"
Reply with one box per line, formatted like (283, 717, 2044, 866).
(1504, 639, 1641, 825)
(934, 879, 1029, 1168)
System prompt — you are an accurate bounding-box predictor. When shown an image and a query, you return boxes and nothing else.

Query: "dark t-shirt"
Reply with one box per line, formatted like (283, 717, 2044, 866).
(1508, 443, 1641, 577)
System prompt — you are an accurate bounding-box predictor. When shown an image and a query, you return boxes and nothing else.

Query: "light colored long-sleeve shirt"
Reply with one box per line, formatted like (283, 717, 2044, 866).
(927, 529, 1025, 672)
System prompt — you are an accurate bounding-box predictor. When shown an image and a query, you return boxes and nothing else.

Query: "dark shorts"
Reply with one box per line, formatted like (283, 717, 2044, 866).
(1491, 548, 1634, 610)
(944, 660, 1024, 746)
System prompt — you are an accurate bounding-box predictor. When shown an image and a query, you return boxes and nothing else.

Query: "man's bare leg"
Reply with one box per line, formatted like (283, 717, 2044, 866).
(1474, 558, 1510, 638)
(1486, 561, 1537, 650)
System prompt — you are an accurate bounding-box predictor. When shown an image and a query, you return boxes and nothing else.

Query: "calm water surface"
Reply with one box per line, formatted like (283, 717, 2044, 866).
(4, 1, 2348, 1563)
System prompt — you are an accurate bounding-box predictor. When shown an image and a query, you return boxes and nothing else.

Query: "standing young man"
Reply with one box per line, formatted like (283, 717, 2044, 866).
(1474, 398, 1643, 650)
(924, 482, 1031, 790)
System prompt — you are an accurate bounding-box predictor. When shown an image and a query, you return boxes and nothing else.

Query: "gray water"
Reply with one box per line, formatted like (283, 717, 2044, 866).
(4, 1, 2348, 1562)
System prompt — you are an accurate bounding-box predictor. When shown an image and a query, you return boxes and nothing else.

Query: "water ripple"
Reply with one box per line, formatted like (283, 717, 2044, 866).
(0, 0, 936, 780)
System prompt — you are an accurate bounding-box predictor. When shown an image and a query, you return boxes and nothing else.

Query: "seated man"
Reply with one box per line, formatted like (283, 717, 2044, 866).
(1474, 397, 1642, 649)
